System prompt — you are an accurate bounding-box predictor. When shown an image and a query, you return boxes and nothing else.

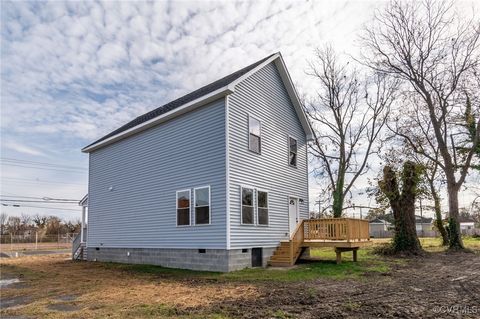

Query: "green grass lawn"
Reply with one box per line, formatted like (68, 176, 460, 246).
(104, 236, 480, 283)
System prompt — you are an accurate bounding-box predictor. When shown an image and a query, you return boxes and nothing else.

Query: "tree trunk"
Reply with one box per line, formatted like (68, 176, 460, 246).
(332, 181, 344, 218)
(446, 183, 464, 249)
(380, 162, 422, 253)
(430, 186, 449, 246)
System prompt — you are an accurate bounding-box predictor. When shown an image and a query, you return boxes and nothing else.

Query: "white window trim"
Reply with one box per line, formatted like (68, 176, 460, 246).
(240, 185, 256, 225)
(256, 188, 269, 227)
(176, 189, 191, 227)
(248, 114, 262, 154)
(288, 135, 298, 168)
(193, 185, 211, 226)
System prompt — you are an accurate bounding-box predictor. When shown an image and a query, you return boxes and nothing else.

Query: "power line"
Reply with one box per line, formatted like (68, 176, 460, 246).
(1, 177, 85, 186)
(1, 157, 86, 170)
(0, 203, 80, 212)
(0, 200, 78, 204)
(1, 163, 86, 173)
(0, 195, 80, 201)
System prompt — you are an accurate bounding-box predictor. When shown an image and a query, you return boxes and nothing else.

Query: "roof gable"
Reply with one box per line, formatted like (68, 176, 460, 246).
(82, 52, 313, 153)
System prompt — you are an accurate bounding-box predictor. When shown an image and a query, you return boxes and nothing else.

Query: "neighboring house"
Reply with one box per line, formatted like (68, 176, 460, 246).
(458, 216, 476, 231)
(369, 218, 391, 235)
(415, 215, 433, 232)
(369, 214, 434, 237)
(79, 53, 313, 272)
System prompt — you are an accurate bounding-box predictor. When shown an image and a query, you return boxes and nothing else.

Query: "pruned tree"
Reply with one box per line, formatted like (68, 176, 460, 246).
(361, 0, 480, 249)
(380, 140, 450, 245)
(306, 45, 398, 217)
(380, 161, 423, 253)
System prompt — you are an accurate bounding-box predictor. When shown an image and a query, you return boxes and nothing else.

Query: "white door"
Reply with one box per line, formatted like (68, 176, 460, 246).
(289, 197, 299, 235)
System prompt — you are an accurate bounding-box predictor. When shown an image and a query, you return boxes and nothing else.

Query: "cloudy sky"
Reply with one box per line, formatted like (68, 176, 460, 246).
(1, 0, 477, 221)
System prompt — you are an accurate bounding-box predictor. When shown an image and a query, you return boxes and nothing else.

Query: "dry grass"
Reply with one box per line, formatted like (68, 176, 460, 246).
(1, 236, 479, 318)
(1, 255, 258, 318)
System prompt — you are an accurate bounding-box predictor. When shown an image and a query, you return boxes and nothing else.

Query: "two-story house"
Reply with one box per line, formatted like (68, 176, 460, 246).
(78, 52, 314, 272)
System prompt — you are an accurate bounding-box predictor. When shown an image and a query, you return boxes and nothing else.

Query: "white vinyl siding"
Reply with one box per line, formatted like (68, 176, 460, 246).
(88, 98, 227, 249)
(228, 62, 309, 248)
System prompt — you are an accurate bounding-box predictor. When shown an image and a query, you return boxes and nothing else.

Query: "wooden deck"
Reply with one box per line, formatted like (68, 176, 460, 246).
(268, 218, 370, 267)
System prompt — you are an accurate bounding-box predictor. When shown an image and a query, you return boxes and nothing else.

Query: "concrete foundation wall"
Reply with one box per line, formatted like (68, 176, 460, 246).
(86, 246, 276, 272)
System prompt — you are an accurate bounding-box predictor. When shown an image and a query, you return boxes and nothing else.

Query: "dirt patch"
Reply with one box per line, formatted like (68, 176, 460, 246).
(0, 245, 479, 318)
(55, 295, 78, 302)
(47, 303, 80, 312)
(204, 251, 480, 319)
(0, 295, 32, 309)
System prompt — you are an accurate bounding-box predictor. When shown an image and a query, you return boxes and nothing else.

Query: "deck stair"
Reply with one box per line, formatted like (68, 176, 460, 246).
(268, 218, 370, 267)
(72, 232, 87, 261)
(268, 221, 306, 267)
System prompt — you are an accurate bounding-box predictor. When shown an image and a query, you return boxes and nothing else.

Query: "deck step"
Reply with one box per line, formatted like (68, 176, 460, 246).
(268, 261, 292, 267)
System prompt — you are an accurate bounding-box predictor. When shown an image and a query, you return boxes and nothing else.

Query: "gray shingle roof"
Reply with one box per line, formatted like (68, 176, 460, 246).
(85, 53, 277, 149)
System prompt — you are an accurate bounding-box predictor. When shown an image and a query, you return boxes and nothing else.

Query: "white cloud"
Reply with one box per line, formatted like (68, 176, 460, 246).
(3, 141, 47, 156)
(1, 0, 478, 217)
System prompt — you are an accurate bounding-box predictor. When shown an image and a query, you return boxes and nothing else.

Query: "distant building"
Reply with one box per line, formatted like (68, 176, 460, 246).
(458, 216, 476, 231)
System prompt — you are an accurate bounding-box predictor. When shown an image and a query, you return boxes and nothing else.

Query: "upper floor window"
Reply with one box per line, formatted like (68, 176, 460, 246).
(194, 186, 210, 225)
(249, 116, 261, 154)
(176, 189, 190, 226)
(289, 137, 297, 167)
(257, 190, 268, 225)
(241, 187, 254, 224)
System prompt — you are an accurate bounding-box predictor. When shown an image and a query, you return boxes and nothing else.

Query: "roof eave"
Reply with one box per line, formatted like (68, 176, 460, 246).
(82, 86, 234, 153)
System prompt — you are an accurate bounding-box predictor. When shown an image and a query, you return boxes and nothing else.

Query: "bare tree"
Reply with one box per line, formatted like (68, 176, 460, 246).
(32, 214, 47, 228)
(7, 216, 21, 235)
(306, 46, 397, 217)
(20, 213, 32, 229)
(361, 0, 480, 249)
(0, 212, 8, 235)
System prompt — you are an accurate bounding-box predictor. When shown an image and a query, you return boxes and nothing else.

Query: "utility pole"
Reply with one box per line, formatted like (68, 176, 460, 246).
(419, 198, 424, 238)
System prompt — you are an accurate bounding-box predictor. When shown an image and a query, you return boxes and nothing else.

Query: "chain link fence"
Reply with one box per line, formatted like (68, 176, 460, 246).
(0, 232, 77, 251)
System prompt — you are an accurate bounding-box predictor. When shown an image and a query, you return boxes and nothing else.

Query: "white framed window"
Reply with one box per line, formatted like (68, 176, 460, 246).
(176, 189, 191, 226)
(194, 186, 210, 225)
(288, 136, 297, 167)
(248, 116, 261, 154)
(241, 187, 254, 224)
(257, 190, 269, 225)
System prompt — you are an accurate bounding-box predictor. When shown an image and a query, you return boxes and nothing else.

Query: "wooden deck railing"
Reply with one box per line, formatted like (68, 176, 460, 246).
(304, 218, 370, 242)
(290, 220, 305, 262)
